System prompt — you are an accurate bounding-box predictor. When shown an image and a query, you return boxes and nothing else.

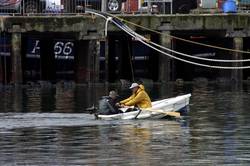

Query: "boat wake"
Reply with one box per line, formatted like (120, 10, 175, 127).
(0, 113, 125, 130)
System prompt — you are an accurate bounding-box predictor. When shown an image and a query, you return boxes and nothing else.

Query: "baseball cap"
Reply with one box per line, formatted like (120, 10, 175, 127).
(129, 83, 139, 89)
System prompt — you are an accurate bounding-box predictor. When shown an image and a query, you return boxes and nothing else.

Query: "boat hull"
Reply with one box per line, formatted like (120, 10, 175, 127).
(96, 94, 191, 120)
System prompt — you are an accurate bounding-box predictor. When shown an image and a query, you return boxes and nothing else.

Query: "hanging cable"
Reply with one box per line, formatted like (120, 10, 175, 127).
(86, 10, 136, 80)
(111, 19, 250, 69)
(105, 17, 112, 37)
(127, 37, 135, 82)
(105, 12, 250, 55)
(86, 10, 250, 69)
(121, 22, 250, 63)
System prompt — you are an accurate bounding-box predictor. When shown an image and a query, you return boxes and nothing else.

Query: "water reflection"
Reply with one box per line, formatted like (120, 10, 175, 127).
(0, 82, 250, 165)
(0, 119, 187, 165)
(0, 83, 192, 113)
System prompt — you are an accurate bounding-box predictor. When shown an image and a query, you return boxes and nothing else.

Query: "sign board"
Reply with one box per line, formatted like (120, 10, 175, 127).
(26, 38, 40, 58)
(53, 39, 74, 60)
(26, 38, 74, 60)
(46, 0, 63, 12)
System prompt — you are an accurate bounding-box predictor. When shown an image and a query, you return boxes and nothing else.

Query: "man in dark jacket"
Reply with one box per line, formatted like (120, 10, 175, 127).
(98, 90, 121, 115)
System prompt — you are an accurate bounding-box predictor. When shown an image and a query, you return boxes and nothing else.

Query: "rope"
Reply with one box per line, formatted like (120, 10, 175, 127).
(112, 19, 250, 69)
(86, 10, 250, 70)
(106, 13, 250, 55)
(105, 17, 112, 37)
(127, 37, 135, 82)
(87, 10, 136, 80)
(123, 24, 250, 63)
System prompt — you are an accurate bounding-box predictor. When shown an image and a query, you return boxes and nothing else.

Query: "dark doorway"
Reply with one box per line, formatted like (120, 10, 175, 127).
(173, 32, 233, 81)
(107, 33, 158, 82)
(0, 33, 12, 84)
(22, 33, 75, 83)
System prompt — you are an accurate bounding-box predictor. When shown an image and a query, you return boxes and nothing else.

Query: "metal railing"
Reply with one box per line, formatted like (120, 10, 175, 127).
(135, 0, 173, 14)
(0, 0, 87, 15)
(0, 0, 174, 15)
(0, 0, 250, 16)
(0, 0, 22, 15)
(238, 0, 250, 13)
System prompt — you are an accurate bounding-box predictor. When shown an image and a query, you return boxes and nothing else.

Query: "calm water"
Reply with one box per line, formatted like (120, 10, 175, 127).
(0, 82, 250, 165)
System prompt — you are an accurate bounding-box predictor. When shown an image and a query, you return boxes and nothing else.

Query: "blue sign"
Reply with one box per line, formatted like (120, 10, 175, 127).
(0, 34, 11, 56)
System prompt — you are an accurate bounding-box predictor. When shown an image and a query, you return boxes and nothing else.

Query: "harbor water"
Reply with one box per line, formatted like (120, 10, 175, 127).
(0, 82, 250, 165)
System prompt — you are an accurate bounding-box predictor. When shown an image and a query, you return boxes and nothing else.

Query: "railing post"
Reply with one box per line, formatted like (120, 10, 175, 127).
(147, 0, 151, 14)
(101, 0, 107, 12)
(158, 31, 172, 83)
(22, 0, 25, 15)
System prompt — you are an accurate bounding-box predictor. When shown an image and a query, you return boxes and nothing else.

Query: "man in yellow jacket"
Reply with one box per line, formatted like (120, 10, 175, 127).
(119, 83, 152, 108)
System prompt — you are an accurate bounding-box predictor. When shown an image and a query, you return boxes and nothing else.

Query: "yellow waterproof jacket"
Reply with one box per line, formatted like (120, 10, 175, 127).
(120, 85, 152, 108)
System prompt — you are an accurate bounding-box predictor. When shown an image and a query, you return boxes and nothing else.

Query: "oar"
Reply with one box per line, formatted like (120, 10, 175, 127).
(142, 108, 181, 118)
(134, 108, 142, 119)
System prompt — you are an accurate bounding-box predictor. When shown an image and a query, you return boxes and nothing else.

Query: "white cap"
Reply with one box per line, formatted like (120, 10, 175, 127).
(129, 83, 139, 89)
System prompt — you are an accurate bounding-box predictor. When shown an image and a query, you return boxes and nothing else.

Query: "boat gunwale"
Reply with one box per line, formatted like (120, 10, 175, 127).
(97, 94, 191, 120)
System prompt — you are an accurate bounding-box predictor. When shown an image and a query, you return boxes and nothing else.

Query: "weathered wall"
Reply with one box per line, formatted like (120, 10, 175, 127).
(1, 14, 249, 84)
(0, 16, 105, 40)
(0, 14, 250, 37)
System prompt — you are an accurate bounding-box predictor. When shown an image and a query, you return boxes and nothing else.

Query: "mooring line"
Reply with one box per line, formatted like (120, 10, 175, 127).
(85, 9, 250, 69)
(121, 22, 250, 63)
(105, 13, 250, 55)
(112, 18, 250, 69)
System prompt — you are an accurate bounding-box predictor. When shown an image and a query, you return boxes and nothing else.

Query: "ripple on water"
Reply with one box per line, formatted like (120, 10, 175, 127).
(0, 83, 250, 165)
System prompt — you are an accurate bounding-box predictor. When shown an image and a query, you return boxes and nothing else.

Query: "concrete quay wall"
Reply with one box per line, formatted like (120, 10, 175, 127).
(0, 14, 249, 84)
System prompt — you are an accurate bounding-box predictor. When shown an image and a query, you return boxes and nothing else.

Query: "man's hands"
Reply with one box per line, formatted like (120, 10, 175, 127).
(116, 103, 125, 108)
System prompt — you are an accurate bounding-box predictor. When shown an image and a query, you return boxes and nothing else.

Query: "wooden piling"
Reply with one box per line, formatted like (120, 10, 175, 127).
(11, 31, 22, 85)
(232, 37, 243, 82)
(159, 31, 172, 83)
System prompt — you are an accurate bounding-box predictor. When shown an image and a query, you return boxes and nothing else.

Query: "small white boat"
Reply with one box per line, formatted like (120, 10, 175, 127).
(96, 94, 191, 120)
